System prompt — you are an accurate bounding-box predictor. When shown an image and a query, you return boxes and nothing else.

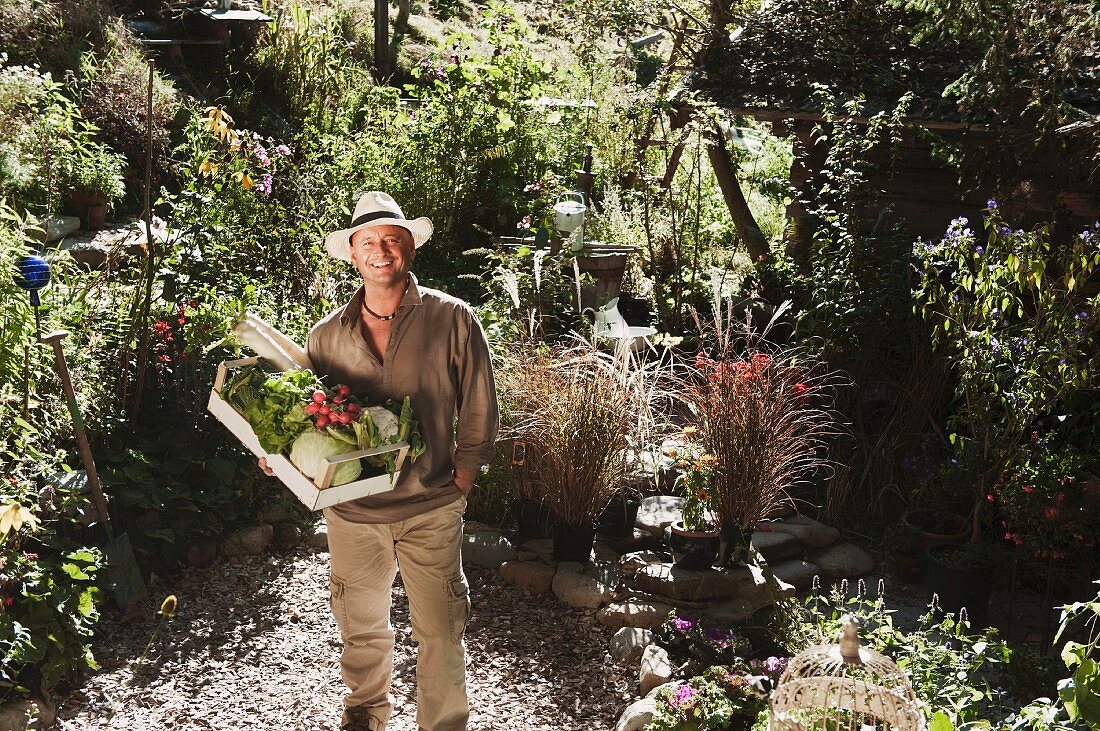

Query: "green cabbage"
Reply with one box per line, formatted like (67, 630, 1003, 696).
(289, 430, 362, 486)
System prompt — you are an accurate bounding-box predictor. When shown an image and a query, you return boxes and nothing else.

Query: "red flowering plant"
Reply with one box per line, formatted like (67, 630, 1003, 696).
(677, 308, 843, 561)
(993, 436, 1096, 564)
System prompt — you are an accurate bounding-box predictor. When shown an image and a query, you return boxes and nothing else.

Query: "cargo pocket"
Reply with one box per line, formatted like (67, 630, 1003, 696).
(329, 574, 349, 640)
(445, 571, 471, 644)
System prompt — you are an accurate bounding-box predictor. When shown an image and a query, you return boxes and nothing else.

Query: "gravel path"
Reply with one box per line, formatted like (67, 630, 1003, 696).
(56, 548, 634, 730)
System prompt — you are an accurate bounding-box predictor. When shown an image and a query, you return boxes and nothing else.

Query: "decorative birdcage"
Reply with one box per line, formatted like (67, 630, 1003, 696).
(769, 615, 926, 731)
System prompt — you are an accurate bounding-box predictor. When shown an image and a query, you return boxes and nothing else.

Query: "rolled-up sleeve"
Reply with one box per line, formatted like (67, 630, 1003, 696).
(453, 310, 499, 472)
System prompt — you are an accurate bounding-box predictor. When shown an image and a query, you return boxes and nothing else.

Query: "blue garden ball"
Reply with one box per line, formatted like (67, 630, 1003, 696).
(15, 255, 50, 291)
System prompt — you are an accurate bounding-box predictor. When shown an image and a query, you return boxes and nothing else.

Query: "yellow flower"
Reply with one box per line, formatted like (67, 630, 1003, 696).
(0, 501, 40, 537)
(700, 453, 718, 467)
(682, 426, 698, 436)
(198, 158, 216, 177)
(664, 448, 679, 459)
(234, 171, 254, 190)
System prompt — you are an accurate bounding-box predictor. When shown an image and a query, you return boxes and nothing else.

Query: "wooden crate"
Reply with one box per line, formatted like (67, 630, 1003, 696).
(207, 357, 408, 510)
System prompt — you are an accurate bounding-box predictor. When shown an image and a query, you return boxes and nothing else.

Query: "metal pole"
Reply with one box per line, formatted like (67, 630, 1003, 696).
(374, 0, 389, 79)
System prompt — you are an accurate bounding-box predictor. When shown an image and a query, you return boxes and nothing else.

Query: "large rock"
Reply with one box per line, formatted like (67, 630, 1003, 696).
(585, 545, 623, 587)
(463, 520, 497, 533)
(615, 697, 656, 731)
(499, 561, 556, 594)
(639, 645, 673, 695)
(620, 550, 666, 576)
(221, 523, 274, 557)
(770, 559, 821, 590)
(258, 501, 290, 524)
(632, 562, 748, 602)
(31, 215, 79, 244)
(635, 496, 685, 536)
(307, 523, 329, 551)
(750, 530, 802, 563)
(726, 563, 798, 610)
(703, 599, 755, 625)
(187, 538, 218, 568)
(597, 600, 675, 630)
(609, 627, 654, 663)
(462, 531, 517, 569)
(759, 515, 840, 548)
(809, 542, 876, 578)
(272, 523, 302, 549)
(552, 570, 615, 609)
(0, 697, 54, 730)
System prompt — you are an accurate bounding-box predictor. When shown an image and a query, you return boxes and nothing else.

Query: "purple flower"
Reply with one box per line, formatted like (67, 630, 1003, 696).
(256, 173, 273, 196)
(764, 656, 787, 674)
(669, 615, 696, 632)
(1076, 311, 1089, 322)
(252, 144, 271, 168)
(671, 684, 698, 708)
(987, 199, 999, 210)
(998, 225, 1012, 236)
(275, 144, 291, 157)
(974, 245, 984, 255)
(705, 625, 739, 649)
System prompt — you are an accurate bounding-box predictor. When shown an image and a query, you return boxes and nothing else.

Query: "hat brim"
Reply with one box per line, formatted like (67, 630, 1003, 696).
(324, 216, 433, 261)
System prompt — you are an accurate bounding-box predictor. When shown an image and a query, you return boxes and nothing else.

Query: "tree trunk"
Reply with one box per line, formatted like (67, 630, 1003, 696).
(374, 0, 390, 79)
(706, 124, 770, 261)
(393, 0, 411, 50)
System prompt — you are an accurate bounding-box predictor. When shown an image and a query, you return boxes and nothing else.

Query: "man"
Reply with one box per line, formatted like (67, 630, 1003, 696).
(261, 191, 498, 731)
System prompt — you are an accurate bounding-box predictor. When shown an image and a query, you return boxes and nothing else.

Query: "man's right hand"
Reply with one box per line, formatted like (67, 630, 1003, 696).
(258, 457, 275, 477)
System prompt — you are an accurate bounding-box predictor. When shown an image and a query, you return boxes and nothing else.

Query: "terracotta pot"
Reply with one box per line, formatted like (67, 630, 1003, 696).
(902, 508, 969, 554)
(667, 521, 720, 570)
(68, 189, 109, 230)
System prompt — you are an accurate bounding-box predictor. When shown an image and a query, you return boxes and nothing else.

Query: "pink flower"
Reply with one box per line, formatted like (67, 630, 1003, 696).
(275, 144, 291, 157)
(671, 684, 698, 708)
(669, 615, 695, 632)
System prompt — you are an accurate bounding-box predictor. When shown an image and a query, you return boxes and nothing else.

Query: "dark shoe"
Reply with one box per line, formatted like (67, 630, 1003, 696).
(341, 706, 377, 731)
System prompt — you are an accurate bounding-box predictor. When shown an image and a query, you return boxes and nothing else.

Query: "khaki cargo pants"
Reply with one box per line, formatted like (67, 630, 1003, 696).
(324, 497, 470, 731)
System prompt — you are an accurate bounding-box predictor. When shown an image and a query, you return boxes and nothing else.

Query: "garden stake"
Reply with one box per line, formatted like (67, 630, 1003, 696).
(41, 329, 147, 609)
(15, 255, 146, 608)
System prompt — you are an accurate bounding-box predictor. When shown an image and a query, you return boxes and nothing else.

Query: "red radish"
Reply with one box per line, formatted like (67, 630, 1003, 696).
(306, 402, 321, 415)
(334, 395, 346, 404)
(316, 415, 330, 428)
(338, 384, 351, 397)
(319, 404, 331, 415)
(312, 391, 326, 404)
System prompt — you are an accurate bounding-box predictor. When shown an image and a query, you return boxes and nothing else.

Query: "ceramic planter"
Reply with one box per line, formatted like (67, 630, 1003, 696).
(926, 543, 996, 627)
(596, 494, 640, 537)
(902, 508, 969, 554)
(552, 521, 596, 562)
(668, 521, 720, 570)
(68, 189, 109, 230)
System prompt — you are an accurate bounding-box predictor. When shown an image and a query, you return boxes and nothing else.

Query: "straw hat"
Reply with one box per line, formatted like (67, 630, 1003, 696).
(324, 191, 433, 261)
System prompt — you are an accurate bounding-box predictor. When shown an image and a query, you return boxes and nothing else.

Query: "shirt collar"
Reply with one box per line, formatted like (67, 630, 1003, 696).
(339, 273, 423, 327)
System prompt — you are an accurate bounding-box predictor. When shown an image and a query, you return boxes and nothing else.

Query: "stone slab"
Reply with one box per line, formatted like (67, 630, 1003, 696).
(702, 599, 755, 625)
(750, 530, 802, 563)
(639, 644, 672, 695)
(759, 515, 840, 548)
(635, 495, 685, 536)
(597, 600, 675, 630)
(632, 562, 750, 602)
(620, 550, 666, 576)
(609, 627, 655, 663)
(499, 560, 556, 594)
(615, 697, 656, 731)
(552, 569, 615, 609)
(462, 531, 517, 569)
(770, 559, 821, 590)
(808, 542, 876, 578)
(221, 523, 273, 557)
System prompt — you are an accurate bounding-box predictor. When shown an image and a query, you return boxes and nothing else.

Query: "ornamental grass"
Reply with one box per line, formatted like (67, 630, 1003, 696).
(497, 339, 665, 528)
(679, 300, 845, 532)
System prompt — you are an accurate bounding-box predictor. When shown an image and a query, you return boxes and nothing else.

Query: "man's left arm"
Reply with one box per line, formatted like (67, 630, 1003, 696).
(453, 310, 499, 496)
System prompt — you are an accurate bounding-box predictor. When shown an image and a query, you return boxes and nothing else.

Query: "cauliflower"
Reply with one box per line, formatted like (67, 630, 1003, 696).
(366, 406, 400, 442)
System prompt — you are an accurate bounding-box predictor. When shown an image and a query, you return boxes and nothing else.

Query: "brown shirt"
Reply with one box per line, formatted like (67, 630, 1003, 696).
(306, 275, 498, 523)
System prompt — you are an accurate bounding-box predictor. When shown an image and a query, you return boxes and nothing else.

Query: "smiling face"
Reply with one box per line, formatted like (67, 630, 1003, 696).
(349, 224, 416, 290)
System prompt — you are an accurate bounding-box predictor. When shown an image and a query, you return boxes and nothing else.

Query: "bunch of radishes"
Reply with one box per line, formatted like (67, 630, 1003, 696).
(305, 384, 361, 429)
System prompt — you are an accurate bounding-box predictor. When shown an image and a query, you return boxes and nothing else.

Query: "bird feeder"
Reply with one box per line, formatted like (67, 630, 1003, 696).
(769, 615, 926, 731)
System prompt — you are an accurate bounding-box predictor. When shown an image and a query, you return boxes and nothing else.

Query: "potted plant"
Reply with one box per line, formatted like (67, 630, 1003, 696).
(648, 667, 767, 731)
(505, 440, 557, 540)
(498, 340, 659, 562)
(926, 542, 1001, 627)
(882, 520, 925, 583)
(595, 476, 642, 538)
(900, 506, 969, 555)
(60, 140, 126, 230)
(667, 449, 721, 570)
(677, 316, 842, 566)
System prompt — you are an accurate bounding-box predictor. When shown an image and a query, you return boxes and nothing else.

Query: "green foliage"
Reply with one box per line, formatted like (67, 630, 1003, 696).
(1054, 585, 1100, 730)
(646, 666, 765, 731)
(656, 611, 753, 676)
(58, 139, 125, 201)
(913, 210, 1100, 536)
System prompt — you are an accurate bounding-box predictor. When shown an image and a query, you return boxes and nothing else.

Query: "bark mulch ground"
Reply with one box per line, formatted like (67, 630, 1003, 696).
(56, 548, 634, 730)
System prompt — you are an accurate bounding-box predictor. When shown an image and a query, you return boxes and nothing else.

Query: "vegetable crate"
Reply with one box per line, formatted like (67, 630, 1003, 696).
(208, 357, 409, 510)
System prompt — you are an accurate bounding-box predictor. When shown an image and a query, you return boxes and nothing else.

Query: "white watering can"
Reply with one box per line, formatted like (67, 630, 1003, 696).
(553, 191, 587, 234)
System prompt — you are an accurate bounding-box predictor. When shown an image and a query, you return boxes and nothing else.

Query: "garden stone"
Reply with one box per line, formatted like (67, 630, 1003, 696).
(521, 538, 556, 563)
(615, 697, 656, 731)
(307, 523, 329, 551)
(809, 542, 876, 578)
(633, 562, 747, 602)
(462, 531, 516, 569)
(750, 530, 802, 563)
(639, 644, 673, 695)
(32, 215, 79, 244)
(620, 550, 665, 575)
(727, 563, 797, 609)
(0, 697, 54, 730)
(597, 599, 675, 630)
(635, 496, 684, 536)
(770, 559, 821, 590)
(645, 681, 680, 699)
(609, 627, 654, 663)
(557, 561, 584, 574)
(187, 538, 218, 568)
(584, 557, 623, 588)
(221, 523, 273, 557)
(552, 569, 615, 609)
(593, 541, 620, 563)
(703, 599, 755, 625)
(760, 515, 840, 548)
(272, 523, 302, 549)
(499, 561, 555, 594)
(515, 549, 537, 561)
